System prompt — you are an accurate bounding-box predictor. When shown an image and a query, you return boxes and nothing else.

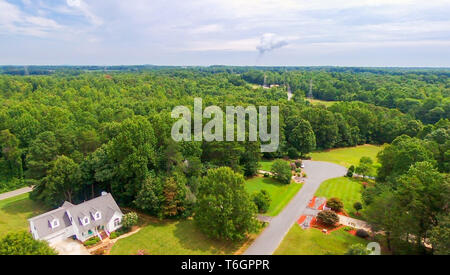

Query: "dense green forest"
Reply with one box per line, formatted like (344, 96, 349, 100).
(0, 67, 448, 253)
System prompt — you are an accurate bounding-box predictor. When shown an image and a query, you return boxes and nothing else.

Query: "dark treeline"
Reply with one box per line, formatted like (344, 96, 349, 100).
(0, 68, 447, 223)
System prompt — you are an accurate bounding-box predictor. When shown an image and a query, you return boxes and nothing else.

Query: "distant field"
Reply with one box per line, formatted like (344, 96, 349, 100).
(307, 99, 339, 107)
(110, 218, 257, 255)
(315, 177, 363, 217)
(0, 193, 47, 237)
(310, 144, 386, 168)
(274, 226, 369, 255)
(245, 177, 302, 217)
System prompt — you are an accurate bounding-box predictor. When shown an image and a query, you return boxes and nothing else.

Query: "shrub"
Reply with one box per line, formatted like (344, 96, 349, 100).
(353, 202, 363, 213)
(317, 210, 339, 226)
(290, 162, 297, 170)
(287, 147, 299, 159)
(343, 226, 353, 232)
(295, 160, 302, 168)
(122, 212, 139, 229)
(84, 237, 100, 247)
(263, 173, 270, 178)
(346, 165, 355, 177)
(253, 190, 271, 213)
(326, 197, 344, 212)
(356, 229, 370, 238)
(271, 160, 292, 184)
(345, 243, 369, 255)
(110, 228, 128, 239)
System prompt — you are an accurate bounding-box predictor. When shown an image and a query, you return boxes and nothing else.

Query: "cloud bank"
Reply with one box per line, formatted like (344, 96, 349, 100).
(0, 0, 449, 66)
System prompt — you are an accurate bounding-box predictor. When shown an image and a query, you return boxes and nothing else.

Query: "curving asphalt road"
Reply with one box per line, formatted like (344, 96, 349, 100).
(244, 160, 347, 255)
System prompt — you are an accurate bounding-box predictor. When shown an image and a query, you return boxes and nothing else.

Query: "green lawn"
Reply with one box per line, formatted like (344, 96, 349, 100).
(315, 177, 363, 217)
(0, 193, 48, 237)
(307, 98, 339, 107)
(274, 226, 369, 255)
(310, 144, 385, 168)
(245, 177, 302, 216)
(110, 219, 251, 255)
(259, 159, 289, 171)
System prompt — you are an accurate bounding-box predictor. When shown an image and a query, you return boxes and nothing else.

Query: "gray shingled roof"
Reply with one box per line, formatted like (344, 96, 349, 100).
(29, 193, 122, 239)
(67, 193, 122, 233)
(28, 206, 72, 239)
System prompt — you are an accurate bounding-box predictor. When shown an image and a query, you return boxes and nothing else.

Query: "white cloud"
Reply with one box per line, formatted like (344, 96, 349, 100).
(66, 0, 103, 26)
(0, 0, 63, 37)
(67, 0, 81, 8)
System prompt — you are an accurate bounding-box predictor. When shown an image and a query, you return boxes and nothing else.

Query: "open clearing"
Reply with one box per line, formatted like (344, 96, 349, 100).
(0, 193, 47, 237)
(274, 226, 369, 255)
(306, 98, 340, 107)
(110, 218, 257, 255)
(310, 144, 385, 168)
(245, 177, 303, 217)
(315, 177, 364, 217)
(259, 159, 289, 171)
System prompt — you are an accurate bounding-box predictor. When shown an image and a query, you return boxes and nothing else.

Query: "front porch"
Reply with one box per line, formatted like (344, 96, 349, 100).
(82, 225, 110, 242)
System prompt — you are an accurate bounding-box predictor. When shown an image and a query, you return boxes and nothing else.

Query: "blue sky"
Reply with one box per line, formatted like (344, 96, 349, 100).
(1, 0, 450, 66)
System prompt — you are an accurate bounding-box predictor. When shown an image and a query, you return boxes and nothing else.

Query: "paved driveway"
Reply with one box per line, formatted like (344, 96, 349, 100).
(51, 239, 90, 255)
(244, 160, 347, 255)
(0, 187, 33, 201)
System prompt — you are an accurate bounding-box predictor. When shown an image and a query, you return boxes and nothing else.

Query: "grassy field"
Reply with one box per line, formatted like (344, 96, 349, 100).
(274, 226, 369, 255)
(306, 99, 339, 107)
(259, 159, 289, 171)
(0, 193, 48, 237)
(245, 177, 302, 216)
(315, 177, 363, 217)
(310, 144, 385, 168)
(110, 218, 256, 255)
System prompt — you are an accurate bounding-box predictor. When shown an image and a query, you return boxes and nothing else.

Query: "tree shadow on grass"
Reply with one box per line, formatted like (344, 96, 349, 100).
(260, 177, 285, 186)
(1, 197, 47, 218)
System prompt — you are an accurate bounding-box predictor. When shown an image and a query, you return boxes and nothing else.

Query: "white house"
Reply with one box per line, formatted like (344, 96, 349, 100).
(28, 192, 123, 244)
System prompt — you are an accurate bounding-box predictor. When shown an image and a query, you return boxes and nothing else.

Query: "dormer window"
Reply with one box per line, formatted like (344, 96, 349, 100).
(50, 219, 59, 228)
(94, 211, 101, 220)
(82, 216, 90, 225)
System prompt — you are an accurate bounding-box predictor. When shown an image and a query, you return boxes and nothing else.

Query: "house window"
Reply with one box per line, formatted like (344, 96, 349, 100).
(94, 211, 101, 220)
(83, 216, 90, 225)
(51, 219, 59, 228)
(114, 218, 120, 228)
